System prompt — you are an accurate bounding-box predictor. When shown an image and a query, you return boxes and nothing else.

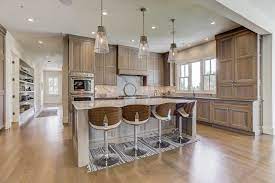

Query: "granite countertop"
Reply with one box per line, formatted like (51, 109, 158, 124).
(95, 95, 256, 102)
(72, 98, 195, 110)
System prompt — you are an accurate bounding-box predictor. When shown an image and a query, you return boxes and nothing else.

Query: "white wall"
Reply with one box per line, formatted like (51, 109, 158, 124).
(43, 71, 62, 104)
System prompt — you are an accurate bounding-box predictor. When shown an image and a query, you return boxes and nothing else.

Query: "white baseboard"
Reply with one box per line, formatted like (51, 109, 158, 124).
(262, 126, 275, 135)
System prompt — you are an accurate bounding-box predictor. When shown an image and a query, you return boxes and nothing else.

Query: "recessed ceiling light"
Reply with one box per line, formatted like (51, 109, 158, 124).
(205, 37, 209, 41)
(102, 11, 108, 16)
(211, 21, 216, 25)
(188, 44, 191, 47)
(38, 40, 43, 44)
(27, 18, 34, 22)
(92, 32, 95, 35)
(151, 26, 157, 30)
(131, 39, 135, 42)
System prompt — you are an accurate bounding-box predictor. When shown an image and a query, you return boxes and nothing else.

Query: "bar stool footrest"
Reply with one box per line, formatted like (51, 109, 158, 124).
(93, 154, 120, 167)
(153, 140, 170, 148)
(172, 136, 190, 144)
(124, 147, 147, 157)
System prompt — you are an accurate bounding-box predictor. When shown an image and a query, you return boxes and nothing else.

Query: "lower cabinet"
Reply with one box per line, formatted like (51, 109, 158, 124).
(197, 99, 253, 132)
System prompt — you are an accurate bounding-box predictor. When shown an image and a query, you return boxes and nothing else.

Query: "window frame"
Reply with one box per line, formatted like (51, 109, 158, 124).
(202, 58, 216, 92)
(179, 64, 190, 91)
(176, 57, 216, 94)
(48, 77, 59, 95)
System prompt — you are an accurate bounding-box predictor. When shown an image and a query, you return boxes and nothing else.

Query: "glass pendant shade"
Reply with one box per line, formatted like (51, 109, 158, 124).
(168, 43, 177, 63)
(138, 35, 149, 58)
(94, 25, 109, 54)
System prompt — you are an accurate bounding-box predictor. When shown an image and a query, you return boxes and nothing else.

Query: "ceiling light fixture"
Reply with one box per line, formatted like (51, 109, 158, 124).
(92, 32, 95, 35)
(168, 18, 177, 63)
(138, 7, 149, 59)
(131, 39, 135, 42)
(94, 0, 109, 54)
(27, 18, 34, 22)
(102, 11, 108, 15)
(205, 37, 209, 41)
(38, 40, 43, 44)
(151, 26, 157, 30)
(211, 21, 216, 25)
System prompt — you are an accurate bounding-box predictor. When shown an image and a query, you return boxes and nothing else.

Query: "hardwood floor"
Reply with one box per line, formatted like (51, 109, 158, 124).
(0, 106, 274, 183)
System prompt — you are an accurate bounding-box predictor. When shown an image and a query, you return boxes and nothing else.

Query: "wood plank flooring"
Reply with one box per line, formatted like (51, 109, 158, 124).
(0, 106, 274, 183)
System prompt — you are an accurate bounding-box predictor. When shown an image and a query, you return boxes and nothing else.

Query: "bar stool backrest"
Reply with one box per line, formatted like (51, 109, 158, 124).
(156, 103, 176, 118)
(182, 102, 195, 117)
(122, 105, 150, 124)
(88, 107, 122, 127)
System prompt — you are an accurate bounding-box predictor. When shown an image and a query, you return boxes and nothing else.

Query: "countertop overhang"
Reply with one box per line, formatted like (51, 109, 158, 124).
(72, 98, 196, 110)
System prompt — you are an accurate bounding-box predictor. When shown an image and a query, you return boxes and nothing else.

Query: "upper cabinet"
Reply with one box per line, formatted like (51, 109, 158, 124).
(216, 27, 257, 100)
(118, 45, 148, 76)
(147, 53, 164, 86)
(68, 35, 95, 73)
(95, 45, 117, 85)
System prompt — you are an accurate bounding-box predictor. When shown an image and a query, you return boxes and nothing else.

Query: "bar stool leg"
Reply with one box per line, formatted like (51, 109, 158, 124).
(153, 119, 170, 148)
(93, 130, 120, 167)
(125, 125, 147, 157)
(172, 116, 190, 144)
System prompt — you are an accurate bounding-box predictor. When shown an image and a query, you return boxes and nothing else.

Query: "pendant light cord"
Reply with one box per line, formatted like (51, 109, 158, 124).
(172, 19, 175, 44)
(101, 0, 103, 26)
(142, 10, 145, 36)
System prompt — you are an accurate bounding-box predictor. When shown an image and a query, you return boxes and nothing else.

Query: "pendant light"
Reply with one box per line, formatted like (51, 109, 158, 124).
(168, 18, 177, 63)
(138, 7, 149, 59)
(94, 0, 109, 54)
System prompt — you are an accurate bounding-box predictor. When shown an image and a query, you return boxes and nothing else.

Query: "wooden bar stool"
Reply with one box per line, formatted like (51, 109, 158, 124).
(152, 103, 175, 148)
(88, 107, 122, 167)
(173, 102, 195, 144)
(122, 105, 150, 157)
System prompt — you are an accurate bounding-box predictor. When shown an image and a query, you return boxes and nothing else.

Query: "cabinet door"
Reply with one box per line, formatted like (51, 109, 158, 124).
(105, 46, 117, 67)
(197, 100, 210, 123)
(233, 83, 257, 100)
(147, 70, 154, 86)
(230, 104, 252, 131)
(118, 46, 129, 69)
(69, 37, 82, 72)
(104, 67, 117, 85)
(212, 103, 230, 127)
(217, 36, 234, 84)
(217, 84, 234, 98)
(80, 40, 94, 73)
(95, 53, 104, 85)
(234, 31, 257, 83)
(148, 53, 155, 70)
(0, 33, 4, 128)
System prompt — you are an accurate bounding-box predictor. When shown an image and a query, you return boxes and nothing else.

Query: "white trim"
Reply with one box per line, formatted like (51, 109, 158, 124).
(262, 126, 275, 135)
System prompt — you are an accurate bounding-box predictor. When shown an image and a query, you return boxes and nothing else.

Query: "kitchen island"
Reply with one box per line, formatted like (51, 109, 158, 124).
(72, 98, 196, 167)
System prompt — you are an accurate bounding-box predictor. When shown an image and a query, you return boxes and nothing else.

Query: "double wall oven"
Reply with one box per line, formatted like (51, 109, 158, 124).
(70, 72, 94, 102)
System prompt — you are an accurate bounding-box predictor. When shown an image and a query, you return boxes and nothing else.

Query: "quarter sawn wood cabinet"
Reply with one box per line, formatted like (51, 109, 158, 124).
(216, 27, 257, 100)
(197, 99, 211, 123)
(69, 35, 95, 73)
(147, 53, 164, 86)
(95, 45, 117, 85)
(0, 25, 6, 130)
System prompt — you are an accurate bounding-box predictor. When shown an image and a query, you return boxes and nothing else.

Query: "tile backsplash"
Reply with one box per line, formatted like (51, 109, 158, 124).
(95, 75, 176, 98)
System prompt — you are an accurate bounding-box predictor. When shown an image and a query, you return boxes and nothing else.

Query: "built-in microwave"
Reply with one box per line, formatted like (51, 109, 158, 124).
(70, 72, 94, 95)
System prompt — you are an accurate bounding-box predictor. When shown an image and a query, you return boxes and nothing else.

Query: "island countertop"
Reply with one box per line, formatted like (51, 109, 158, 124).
(72, 98, 196, 110)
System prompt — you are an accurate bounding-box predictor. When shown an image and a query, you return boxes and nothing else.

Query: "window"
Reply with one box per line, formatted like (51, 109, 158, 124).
(48, 77, 58, 95)
(191, 62, 201, 90)
(203, 59, 216, 91)
(177, 58, 216, 93)
(179, 64, 189, 90)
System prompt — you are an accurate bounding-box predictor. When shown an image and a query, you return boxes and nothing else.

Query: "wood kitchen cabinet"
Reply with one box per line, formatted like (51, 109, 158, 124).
(211, 100, 253, 131)
(68, 35, 95, 73)
(163, 53, 176, 86)
(117, 45, 148, 76)
(0, 25, 6, 130)
(196, 99, 211, 123)
(95, 45, 117, 85)
(216, 27, 257, 100)
(147, 53, 164, 86)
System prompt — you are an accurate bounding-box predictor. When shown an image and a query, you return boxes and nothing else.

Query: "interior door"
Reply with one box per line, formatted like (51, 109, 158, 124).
(0, 32, 5, 129)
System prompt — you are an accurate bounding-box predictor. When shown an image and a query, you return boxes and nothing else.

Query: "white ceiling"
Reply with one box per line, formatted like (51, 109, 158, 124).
(0, 0, 239, 69)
